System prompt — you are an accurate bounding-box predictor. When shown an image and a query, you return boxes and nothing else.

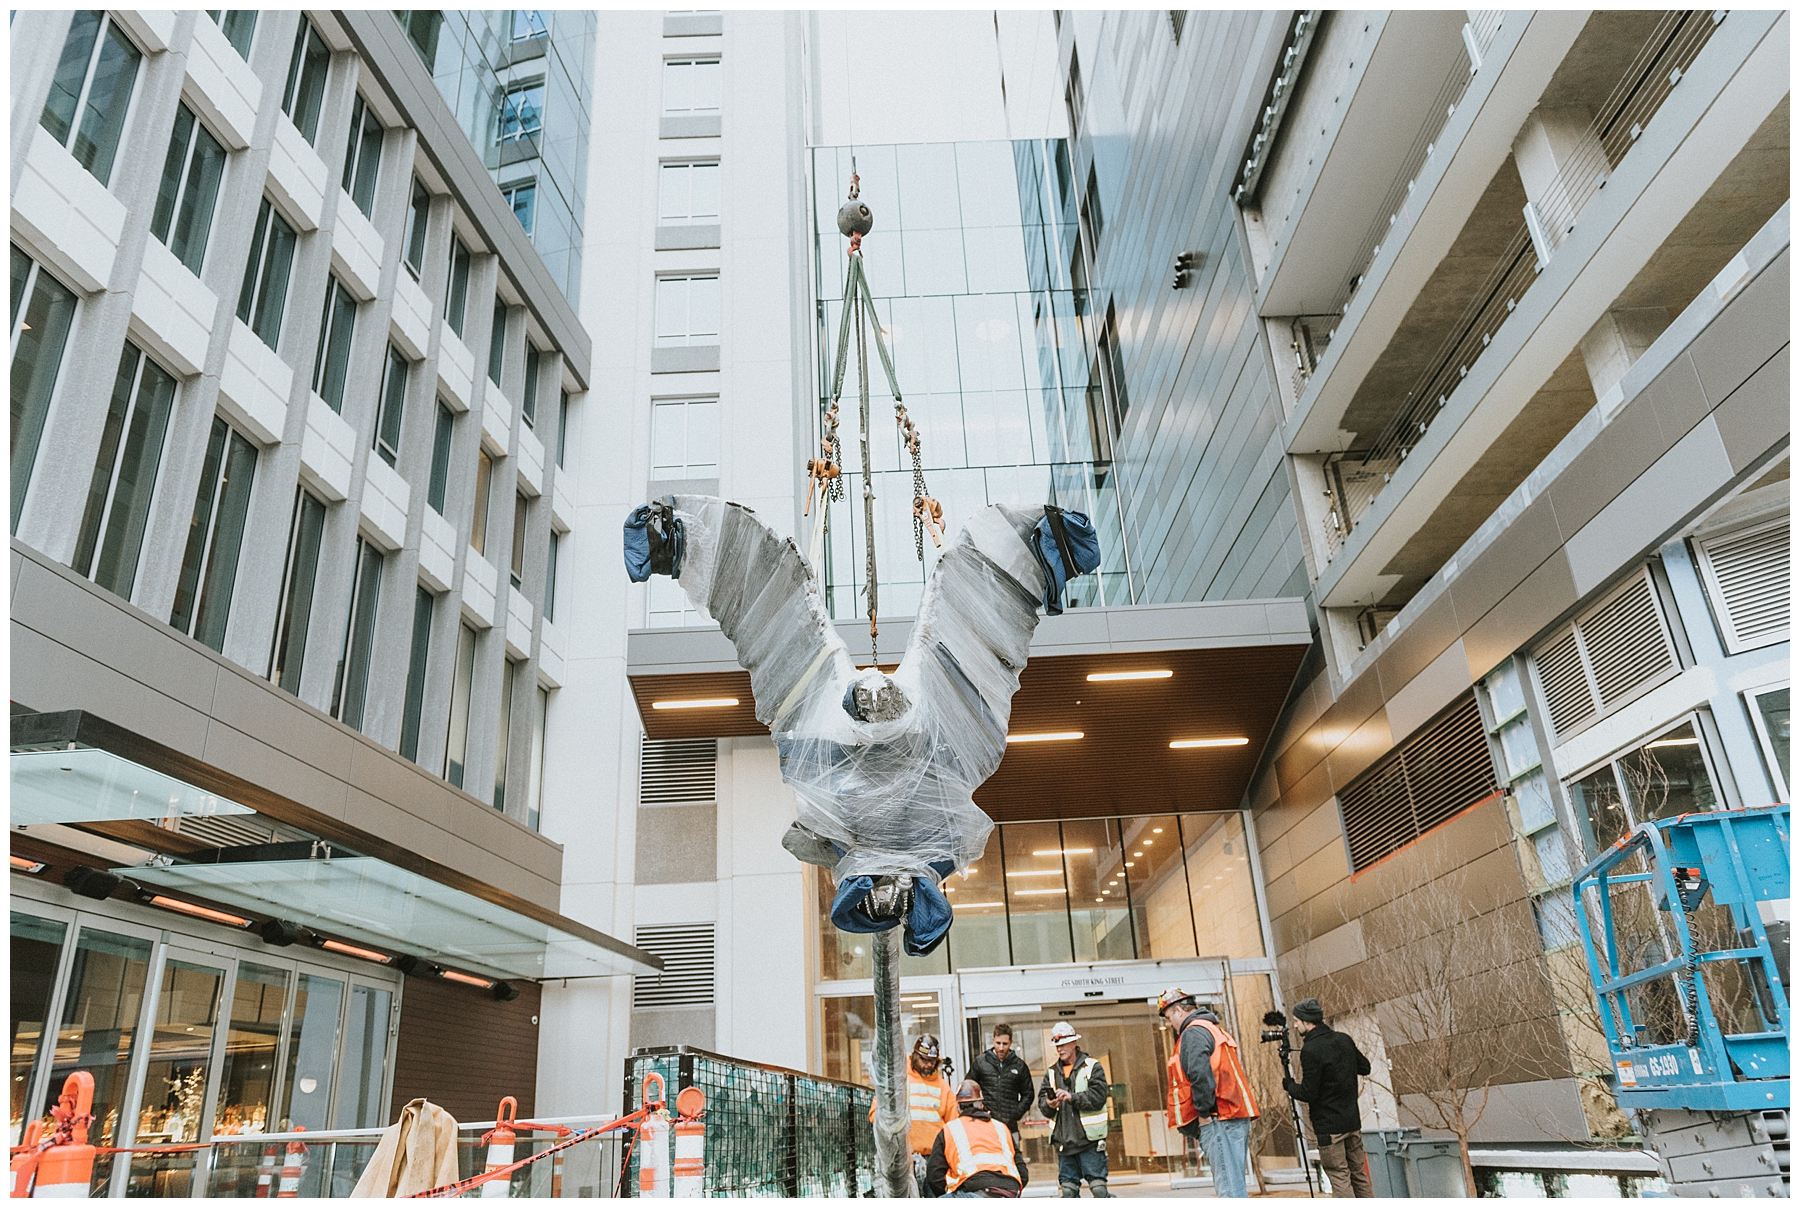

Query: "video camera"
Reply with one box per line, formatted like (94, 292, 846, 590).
(1259, 1008, 1296, 1062)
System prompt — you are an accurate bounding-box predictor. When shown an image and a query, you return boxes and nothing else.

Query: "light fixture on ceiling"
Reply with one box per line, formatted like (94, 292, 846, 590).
(651, 698, 740, 710)
(1152, 828, 1164, 834)
(10, 855, 45, 874)
(1143, 840, 1154, 846)
(1645, 737, 1701, 748)
(64, 866, 123, 901)
(317, 938, 392, 964)
(1170, 737, 1250, 749)
(1005, 869, 1066, 877)
(950, 901, 1004, 910)
(143, 894, 251, 928)
(1006, 731, 1084, 743)
(1031, 848, 1094, 856)
(1085, 670, 1172, 682)
(1124, 861, 1135, 868)
(440, 969, 493, 988)
(1013, 888, 1068, 896)
(261, 918, 313, 947)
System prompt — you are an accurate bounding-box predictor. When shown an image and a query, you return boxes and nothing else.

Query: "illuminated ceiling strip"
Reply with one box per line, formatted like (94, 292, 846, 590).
(440, 969, 495, 988)
(1085, 670, 1172, 682)
(1005, 869, 1065, 877)
(10, 855, 46, 874)
(950, 901, 1004, 910)
(146, 895, 250, 927)
(1012, 888, 1068, 897)
(1006, 731, 1084, 743)
(1031, 848, 1094, 856)
(651, 698, 741, 710)
(319, 938, 392, 964)
(1169, 737, 1250, 749)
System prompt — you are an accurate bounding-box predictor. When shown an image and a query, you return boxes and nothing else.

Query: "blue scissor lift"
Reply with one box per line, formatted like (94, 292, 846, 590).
(1573, 802, 1789, 1196)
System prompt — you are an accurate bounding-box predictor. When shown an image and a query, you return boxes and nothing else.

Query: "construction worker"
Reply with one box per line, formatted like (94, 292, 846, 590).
(969, 1023, 1034, 1149)
(872, 1034, 959, 1184)
(1282, 998, 1374, 1197)
(1159, 987, 1260, 1199)
(924, 1080, 1029, 1197)
(1036, 1021, 1111, 1197)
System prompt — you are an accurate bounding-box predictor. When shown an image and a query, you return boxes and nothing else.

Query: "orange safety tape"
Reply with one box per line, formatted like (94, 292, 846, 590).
(410, 1105, 657, 1199)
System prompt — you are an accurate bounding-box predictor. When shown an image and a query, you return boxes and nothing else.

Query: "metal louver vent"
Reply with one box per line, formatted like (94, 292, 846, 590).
(1532, 568, 1677, 741)
(633, 923, 715, 1009)
(1699, 519, 1789, 651)
(1581, 576, 1672, 708)
(1536, 630, 1593, 737)
(1339, 694, 1499, 873)
(640, 737, 716, 806)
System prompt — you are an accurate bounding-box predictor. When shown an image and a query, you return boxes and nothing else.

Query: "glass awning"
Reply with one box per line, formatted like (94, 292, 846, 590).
(124, 856, 652, 980)
(12, 748, 256, 827)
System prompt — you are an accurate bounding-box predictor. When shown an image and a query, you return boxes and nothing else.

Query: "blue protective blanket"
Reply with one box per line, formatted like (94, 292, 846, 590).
(1027, 507, 1102, 615)
(623, 498, 685, 582)
(830, 860, 957, 956)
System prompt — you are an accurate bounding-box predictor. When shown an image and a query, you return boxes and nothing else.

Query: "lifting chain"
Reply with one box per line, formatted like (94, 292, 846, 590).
(894, 403, 942, 559)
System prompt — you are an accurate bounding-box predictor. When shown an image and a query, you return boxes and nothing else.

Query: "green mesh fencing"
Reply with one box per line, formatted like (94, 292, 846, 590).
(624, 1046, 875, 1197)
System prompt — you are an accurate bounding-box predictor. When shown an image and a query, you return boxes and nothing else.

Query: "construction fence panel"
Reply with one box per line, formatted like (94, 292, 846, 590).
(624, 1046, 875, 1197)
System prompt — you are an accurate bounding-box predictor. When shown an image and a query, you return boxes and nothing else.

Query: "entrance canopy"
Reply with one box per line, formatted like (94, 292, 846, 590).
(11, 710, 660, 980)
(627, 598, 1312, 820)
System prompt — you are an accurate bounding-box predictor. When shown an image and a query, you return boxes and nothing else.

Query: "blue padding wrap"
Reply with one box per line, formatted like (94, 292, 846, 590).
(623, 497, 685, 582)
(828, 862, 958, 956)
(1027, 507, 1102, 615)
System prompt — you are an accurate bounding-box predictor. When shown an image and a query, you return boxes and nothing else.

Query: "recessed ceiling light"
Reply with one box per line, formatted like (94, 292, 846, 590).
(1085, 670, 1172, 682)
(1124, 862, 1135, 868)
(1143, 840, 1154, 846)
(1005, 869, 1064, 878)
(1013, 888, 1067, 897)
(652, 697, 740, 710)
(1170, 737, 1250, 749)
(1032, 848, 1094, 856)
(1007, 731, 1084, 743)
(1132, 851, 1143, 858)
(1152, 828, 1164, 834)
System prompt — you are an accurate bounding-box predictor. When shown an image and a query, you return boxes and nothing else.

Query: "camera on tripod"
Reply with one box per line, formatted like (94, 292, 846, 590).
(1259, 1009, 1296, 1060)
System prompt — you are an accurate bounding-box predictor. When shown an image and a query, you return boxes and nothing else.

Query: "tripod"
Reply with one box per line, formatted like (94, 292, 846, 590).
(1259, 1010, 1317, 1197)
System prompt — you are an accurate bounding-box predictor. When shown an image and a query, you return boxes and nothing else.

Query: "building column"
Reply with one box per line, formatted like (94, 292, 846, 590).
(1512, 105, 1604, 260)
(1578, 305, 1672, 404)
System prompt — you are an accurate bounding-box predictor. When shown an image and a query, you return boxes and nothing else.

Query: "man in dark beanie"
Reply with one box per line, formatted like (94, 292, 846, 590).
(1281, 999, 1373, 1197)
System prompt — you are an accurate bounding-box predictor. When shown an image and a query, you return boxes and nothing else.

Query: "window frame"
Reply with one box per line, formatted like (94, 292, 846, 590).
(373, 345, 408, 467)
(470, 447, 494, 556)
(544, 528, 560, 622)
(237, 198, 298, 351)
(209, 11, 257, 59)
(281, 18, 331, 145)
(650, 396, 720, 478)
(171, 415, 258, 652)
(488, 298, 509, 388)
(340, 92, 384, 219)
(269, 486, 328, 694)
(501, 178, 536, 236)
(41, 11, 144, 188)
(403, 178, 430, 279)
(654, 274, 721, 348)
(74, 341, 179, 602)
(310, 274, 358, 413)
(444, 237, 471, 337)
(497, 79, 545, 146)
(1564, 711, 1730, 858)
(658, 160, 721, 224)
(1744, 684, 1790, 802)
(661, 58, 721, 116)
(521, 342, 540, 428)
(443, 621, 477, 788)
(330, 533, 384, 729)
(427, 399, 454, 514)
(151, 100, 228, 274)
(399, 584, 435, 762)
(510, 10, 547, 41)
(509, 492, 528, 590)
(494, 657, 518, 810)
(10, 250, 80, 533)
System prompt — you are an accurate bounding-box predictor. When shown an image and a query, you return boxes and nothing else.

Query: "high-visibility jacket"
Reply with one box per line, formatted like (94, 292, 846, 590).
(871, 1070, 959, 1154)
(1167, 1015, 1259, 1127)
(941, 1116, 1020, 1192)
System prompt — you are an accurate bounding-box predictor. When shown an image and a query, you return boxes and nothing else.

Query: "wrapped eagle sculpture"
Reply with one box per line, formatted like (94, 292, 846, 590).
(626, 494, 1100, 955)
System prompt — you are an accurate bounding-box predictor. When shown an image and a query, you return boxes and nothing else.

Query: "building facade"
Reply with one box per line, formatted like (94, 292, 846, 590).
(9, 8, 651, 1197)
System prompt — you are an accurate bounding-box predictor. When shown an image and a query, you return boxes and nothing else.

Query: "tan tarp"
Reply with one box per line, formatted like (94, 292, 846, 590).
(349, 1098, 462, 1198)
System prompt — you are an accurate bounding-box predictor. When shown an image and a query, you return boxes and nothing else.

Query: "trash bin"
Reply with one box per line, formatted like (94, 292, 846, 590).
(1361, 1128, 1418, 1197)
(1399, 1135, 1467, 1198)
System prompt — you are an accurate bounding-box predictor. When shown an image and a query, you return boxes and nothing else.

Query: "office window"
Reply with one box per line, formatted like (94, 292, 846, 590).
(171, 417, 257, 652)
(488, 298, 508, 386)
(511, 10, 547, 40)
(510, 493, 528, 589)
(1169, 10, 1186, 43)
(237, 198, 298, 350)
(311, 275, 357, 412)
(663, 59, 721, 115)
(444, 237, 471, 337)
(498, 81, 544, 145)
(396, 10, 441, 68)
(427, 400, 453, 513)
(1097, 302, 1129, 432)
(270, 488, 326, 694)
(1065, 47, 1084, 139)
(403, 178, 430, 277)
(331, 535, 383, 729)
(1565, 717, 1723, 858)
(74, 342, 177, 601)
(281, 19, 330, 144)
(1747, 686, 1790, 801)
(443, 622, 476, 788)
(471, 448, 494, 554)
(373, 345, 407, 466)
(341, 93, 383, 219)
(399, 585, 434, 762)
(10, 249, 79, 532)
(556, 390, 569, 468)
(41, 11, 142, 187)
(494, 658, 517, 809)
(502, 179, 536, 236)
(544, 530, 560, 622)
(654, 276, 720, 347)
(651, 397, 719, 477)
(659, 162, 720, 223)
(522, 343, 540, 427)
(152, 103, 227, 274)
(208, 11, 257, 58)
(1082, 166, 1104, 246)
(527, 686, 548, 832)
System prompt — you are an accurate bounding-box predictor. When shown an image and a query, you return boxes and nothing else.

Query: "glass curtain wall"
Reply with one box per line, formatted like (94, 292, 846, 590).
(810, 142, 1136, 620)
(816, 812, 1263, 979)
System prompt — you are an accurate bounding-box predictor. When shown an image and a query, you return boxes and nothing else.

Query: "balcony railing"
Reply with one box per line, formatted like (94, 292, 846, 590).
(1320, 11, 1724, 562)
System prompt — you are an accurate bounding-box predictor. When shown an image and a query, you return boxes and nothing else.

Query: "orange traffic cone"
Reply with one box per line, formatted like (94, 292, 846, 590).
(481, 1097, 518, 1198)
(672, 1087, 707, 1199)
(253, 1142, 280, 1198)
(10, 1119, 44, 1197)
(275, 1130, 307, 1198)
(31, 1072, 96, 1198)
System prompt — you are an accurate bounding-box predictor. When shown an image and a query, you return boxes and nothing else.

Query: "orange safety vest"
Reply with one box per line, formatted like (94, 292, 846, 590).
(870, 1070, 959, 1154)
(942, 1116, 1019, 1192)
(1167, 1015, 1259, 1127)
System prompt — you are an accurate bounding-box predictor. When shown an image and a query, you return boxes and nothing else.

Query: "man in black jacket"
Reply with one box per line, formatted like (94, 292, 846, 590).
(1280, 999, 1373, 1197)
(969, 1024, 1034, 1147)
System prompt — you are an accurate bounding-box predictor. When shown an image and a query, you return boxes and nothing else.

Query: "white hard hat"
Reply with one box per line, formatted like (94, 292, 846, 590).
(1050, 1022, 1081, 1045)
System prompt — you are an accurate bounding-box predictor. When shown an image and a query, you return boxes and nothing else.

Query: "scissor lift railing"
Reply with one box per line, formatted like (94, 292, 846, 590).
(1572, 802, 1789, 1115)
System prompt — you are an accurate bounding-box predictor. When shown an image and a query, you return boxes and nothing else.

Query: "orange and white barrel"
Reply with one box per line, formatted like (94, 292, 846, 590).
(638, 1073, 671, 1198)
(275, 1131, 307, 1198)
(482, 1097, 518, 1198)
(253, 1142, 280, 1198)
(11, 1120, 44, 1197)
(672, 1087, 706, 1199)
(32, 1073, 95, 1199)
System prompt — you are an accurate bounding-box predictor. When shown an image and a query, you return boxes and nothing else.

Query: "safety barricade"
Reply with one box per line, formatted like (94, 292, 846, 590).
(624, 1045, 875, 1197)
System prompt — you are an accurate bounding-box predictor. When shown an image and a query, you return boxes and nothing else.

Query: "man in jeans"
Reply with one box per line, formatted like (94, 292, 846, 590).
(1282, 998, 1374, 1197)
(1158, 987, 1259, 1199)
(1037, 1022, 1111, 1197)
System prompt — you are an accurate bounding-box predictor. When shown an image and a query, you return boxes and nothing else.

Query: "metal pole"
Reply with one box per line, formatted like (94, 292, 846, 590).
(870, 927, 914, 1196)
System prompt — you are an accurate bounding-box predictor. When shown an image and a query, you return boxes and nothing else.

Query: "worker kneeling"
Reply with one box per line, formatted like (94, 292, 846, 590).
(926, 1082, 1029, 1198)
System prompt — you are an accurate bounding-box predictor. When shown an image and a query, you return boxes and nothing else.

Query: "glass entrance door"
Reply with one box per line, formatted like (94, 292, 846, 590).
(124, 948, 228, 1198)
